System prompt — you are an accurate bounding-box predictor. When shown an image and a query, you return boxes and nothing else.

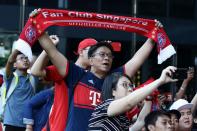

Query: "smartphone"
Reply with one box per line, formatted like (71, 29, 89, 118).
(172, 68, 188, 80)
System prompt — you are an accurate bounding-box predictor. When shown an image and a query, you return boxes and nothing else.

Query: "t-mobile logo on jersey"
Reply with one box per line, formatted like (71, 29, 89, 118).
(89, 91, 101, 106)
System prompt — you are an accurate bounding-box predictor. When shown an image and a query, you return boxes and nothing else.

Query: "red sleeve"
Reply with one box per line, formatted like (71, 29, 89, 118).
(45, 65, 64, 81)
(0, 76, 3, 86)
(126, 106, 140, 120)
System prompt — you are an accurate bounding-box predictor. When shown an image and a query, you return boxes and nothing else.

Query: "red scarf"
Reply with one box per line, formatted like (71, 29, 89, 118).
(134, 77, 160, 111)
(15, 9, 176, 64)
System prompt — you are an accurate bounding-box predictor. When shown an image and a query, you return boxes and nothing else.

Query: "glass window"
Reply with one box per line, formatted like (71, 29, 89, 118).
(169, 0, 195, 19)
(0, 33, 18, 67)
(101, 0, 132, 15)
(137, 0, 167, 17)
(27, 0, 58, 8)
(0, 0, 20, 5)
(68, 0, 98, 12)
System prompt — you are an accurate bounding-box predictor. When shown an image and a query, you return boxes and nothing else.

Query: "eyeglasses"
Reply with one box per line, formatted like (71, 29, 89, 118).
(120, 82, 135, 91)
(102, 40, 112, 44)
(16, 56, 28, 61)
(93, 52, 114, 59)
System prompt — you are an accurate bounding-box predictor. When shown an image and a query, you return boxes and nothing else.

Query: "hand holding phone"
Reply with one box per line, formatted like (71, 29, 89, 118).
(172, 68, 188, 80)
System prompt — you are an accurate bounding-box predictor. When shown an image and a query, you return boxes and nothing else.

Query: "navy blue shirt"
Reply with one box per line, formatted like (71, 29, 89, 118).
(23, 88, 54, 131)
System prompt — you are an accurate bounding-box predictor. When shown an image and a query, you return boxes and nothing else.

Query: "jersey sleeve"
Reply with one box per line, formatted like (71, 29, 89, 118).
(23, 89, 53, 125)
(45, 65, 64, 82)
(65, 62, 85, 89)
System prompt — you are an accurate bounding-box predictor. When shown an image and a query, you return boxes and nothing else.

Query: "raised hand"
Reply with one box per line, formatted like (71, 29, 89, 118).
(159, 66, 178, 84)
(186, 67, 194, 81)
(29, 8, 41, 18)
(49, 35, 59, 46)
(154, 19, 163, 28)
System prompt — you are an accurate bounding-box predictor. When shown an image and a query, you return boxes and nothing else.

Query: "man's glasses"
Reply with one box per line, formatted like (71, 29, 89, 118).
(93, 52, 114, 59)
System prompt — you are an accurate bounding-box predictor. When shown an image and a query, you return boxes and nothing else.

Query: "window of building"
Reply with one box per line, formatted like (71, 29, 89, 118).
(27, 0, 58, 8)
(169, 0, 195, 19)
(68, 0, 98, 12)
(137, 0, 167, 17)
(101, 0, 132, 15)
(0, 33, 18, 67)
(0, 0, 20, 5)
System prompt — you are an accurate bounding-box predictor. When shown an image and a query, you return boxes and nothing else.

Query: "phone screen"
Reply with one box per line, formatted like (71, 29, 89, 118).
(172, 68, 188, 80)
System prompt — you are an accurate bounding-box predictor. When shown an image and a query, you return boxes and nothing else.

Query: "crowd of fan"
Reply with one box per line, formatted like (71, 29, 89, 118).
(0, 9, 197, 131)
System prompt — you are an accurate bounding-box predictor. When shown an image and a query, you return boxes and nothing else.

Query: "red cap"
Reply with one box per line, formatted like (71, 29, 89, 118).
(76, 38, 97, 54)
(111, 42, 121, 52)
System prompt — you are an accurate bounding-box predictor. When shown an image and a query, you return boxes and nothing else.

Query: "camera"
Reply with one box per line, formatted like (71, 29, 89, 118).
(172, 68, 188, 80)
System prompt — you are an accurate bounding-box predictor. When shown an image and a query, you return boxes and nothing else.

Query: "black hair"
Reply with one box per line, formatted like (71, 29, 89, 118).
(15, 51, 24, 61)
(101, 72, 132, 101)
(16, 51, 23, 56)
(144, 110, 171, 131)
(167, 110, 181, 120)
(88, 41, 114, 58)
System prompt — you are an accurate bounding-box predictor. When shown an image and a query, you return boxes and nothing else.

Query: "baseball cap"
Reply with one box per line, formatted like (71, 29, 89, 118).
(75, 38, 97, 55)
(13, 39, 33, 62)
(169, 99, 193, 111)
(167, 109, 181, 119)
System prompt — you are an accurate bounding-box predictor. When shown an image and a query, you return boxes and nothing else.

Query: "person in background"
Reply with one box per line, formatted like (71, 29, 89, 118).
(167, 109, 181, 131)
(24, 87, 54, 131)
(175, 67, 194, 100)
(170, 99, 193, 131)
(144, 110, 173, 131)
(24, 35, 59, 131)
(74, 38, 97, 69)
(2, 48, 37, 131)
(30, 35, 97, 131)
